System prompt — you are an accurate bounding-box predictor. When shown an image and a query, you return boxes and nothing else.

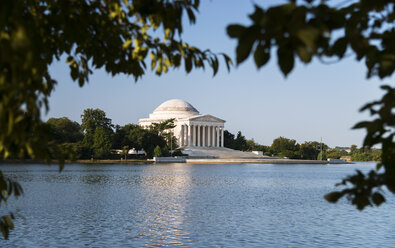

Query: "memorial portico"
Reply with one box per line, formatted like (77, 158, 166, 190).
(139, 99, 225, 148)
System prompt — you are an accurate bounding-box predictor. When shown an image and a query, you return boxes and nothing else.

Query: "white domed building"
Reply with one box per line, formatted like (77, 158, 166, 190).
(139, 99, 225, 147)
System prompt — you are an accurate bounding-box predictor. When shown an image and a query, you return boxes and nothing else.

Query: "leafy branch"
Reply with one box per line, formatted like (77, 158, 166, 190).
(227, 0, 395, 210)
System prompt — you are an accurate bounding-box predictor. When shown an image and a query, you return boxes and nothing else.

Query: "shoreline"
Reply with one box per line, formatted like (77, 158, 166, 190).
(0, 159, 153, 165)
(185, 158, 351, 164)
(0, 158, 360, 165)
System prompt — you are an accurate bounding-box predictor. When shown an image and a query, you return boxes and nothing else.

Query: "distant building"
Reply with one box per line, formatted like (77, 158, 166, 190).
(139, 99, 225, 147)
(112, 149, 145, 155)
(335, 146, 351, 153)
(340, 156, 352, 161)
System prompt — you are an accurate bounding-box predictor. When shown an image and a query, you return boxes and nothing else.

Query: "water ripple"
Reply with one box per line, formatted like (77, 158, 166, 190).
(0, 162, 393, 247)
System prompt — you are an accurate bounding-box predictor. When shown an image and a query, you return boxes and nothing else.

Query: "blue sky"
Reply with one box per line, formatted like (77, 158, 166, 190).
(46, 0, 391, 147)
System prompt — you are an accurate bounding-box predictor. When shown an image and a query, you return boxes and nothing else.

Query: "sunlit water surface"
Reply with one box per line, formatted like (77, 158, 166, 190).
(1, 163, 394, 247)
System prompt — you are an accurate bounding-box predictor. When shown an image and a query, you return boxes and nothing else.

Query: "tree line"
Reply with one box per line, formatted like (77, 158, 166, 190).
(45, 109, 179, 160)
(46, 111, 382, 161)
(224, 132, 381, 161)
(349, 145, 381, 162)
(224, 132, 328, 160)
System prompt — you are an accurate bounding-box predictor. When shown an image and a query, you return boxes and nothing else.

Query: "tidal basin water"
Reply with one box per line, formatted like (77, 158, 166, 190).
(1, 163, 394, 247)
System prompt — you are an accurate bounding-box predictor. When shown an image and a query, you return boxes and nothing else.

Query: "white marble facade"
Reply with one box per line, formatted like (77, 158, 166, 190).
(139, 99, 225, 147)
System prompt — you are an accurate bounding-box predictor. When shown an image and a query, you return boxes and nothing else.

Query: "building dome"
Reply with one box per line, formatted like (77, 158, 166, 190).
(154, 99, 199, 114)
(148, 99, 199, 120)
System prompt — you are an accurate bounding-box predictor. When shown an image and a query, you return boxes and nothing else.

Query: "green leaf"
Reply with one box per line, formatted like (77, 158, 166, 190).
(249, 5, 264, 23)
(254, 44, 270, 68)
(186, 8, 196, 24)
(236, 31, 256, 64)
(324, 191, 343, 203)
(379, 60, 395, 78)
(331, 37, 347, 58)
(296, 28, 319, 50)
(352, 121, 370, 130)
(221, 53, 233, 71)
(122, 39, 132, 50)
(227, 24, 245, 38)
(277, 45, 294, 76)
(185, 56, 192, 73)
(0, 224, 7, 239)
(372, 192, 385, 206)
(296, 46, 312, 63)
(3, 216, 13, 230)
(211, 57, 219, 76)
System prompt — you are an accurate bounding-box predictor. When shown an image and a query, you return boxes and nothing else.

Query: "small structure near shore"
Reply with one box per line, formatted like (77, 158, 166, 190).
(327, 158, 348, 164)
(153, 157, 186, 163)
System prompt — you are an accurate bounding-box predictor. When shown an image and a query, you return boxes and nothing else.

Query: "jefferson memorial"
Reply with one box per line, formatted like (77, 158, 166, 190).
(139, 99, 225, 147)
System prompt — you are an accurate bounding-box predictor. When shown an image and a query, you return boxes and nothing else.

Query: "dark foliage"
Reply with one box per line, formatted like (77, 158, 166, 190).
(227, 0, 395, 210)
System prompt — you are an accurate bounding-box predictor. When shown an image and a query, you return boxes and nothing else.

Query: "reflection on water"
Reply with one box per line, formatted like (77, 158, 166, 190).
(0, 163, 394, 247)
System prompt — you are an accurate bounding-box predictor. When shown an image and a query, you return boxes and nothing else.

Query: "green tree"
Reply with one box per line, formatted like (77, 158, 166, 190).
(127, 125, 147, 151)
(47, 117, 83, 144)
(224, 130, 266, 152)
(317, 151, 327, 161)
(262, 145, 272, 156)
(339, 149, 349, 157)
(227, 0, 395, 210)
(149, 119, 176, 135)
(371, 150, 382, 162)
(113, 124, 141, 150)
(326, 149, 341, 159)
(117, 124, 167, 158)
(81, 108, 113, 149)
(299, 141, 323, 160)
(351, 147, 382, 162)
(45, 117, 84, 160)
(271, 137, 299, 157)
(224, 130, 236, 149)
(234, 131, 248, 151)
(92, 127, 113, 159)
(141, 131, 167, 158)
(245, 139, 258, 151)
(350, 145, 358, 155)
(153, 145, 163, 157)
(81, 108, 113, 134)
(112, 125, 127, 149)
(58, 142, 86, 161)
(149, 119, 177, 150)
(351, 151, 369, 162)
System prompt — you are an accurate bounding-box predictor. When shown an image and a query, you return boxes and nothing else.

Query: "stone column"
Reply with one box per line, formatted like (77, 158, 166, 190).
(185, 125, 188, 146)
(221, 128, 224, 147)
(217, 127, 219, 147)
(211, 126, 215, 147)
(188, 125, 192, 146)
(190, 125, 193, 146)
(213, 126, 216, 147)
(192, 125, 196, 146)
(180, 125, 184, 146)
(195, 125, 198, 146)
(186, 125, 188, 147)
(197, 125, 201, 147)
(202, 126, 206, 147)
(208, 126, 211, 147)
